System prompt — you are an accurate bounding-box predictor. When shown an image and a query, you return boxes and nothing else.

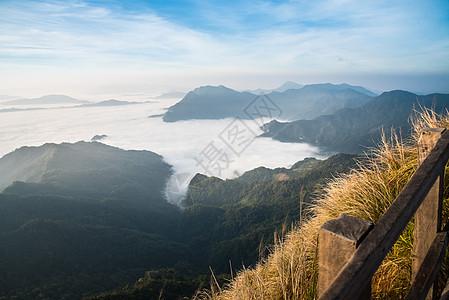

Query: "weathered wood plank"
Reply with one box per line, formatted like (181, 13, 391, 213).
(318, 129, 449, 300)
(405, 231, 449, 300)
(413, 128, 445, 299)
(317, 213, 373, 298)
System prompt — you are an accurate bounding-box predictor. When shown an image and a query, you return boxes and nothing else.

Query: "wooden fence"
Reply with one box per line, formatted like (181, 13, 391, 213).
(317, 128, 449, 300)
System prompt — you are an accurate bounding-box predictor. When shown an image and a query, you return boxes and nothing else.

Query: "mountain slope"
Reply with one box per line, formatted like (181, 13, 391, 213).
(163, 85, 255, 122)
(179, 153, 358, 273)
(246, 81, 304, 94)
(301, 83, 377, 96)
(0, 193, 188, 300)
(2, 94, 89, 105)
(78, 99, 142, 107)
(0, 142, 186, 299)
(273, 81, 305, 93)
(0, 141, 171, 203)
(162, 84, 373, 122)
(261, 91, 449, 153)
(0, 144, 361, 299)
(86, 153, 359, 299)
(267, 85, 372, 121)
(154, 91, 187, 99)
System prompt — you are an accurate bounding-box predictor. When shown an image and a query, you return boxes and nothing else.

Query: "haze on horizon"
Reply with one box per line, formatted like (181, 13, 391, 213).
(0, 0, 448, 99)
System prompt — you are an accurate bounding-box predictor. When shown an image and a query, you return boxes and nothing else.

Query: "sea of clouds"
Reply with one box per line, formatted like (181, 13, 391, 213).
(0, 98, 327, 205)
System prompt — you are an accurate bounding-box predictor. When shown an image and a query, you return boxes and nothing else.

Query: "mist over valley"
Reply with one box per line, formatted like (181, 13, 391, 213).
(0, 85, 331, 205)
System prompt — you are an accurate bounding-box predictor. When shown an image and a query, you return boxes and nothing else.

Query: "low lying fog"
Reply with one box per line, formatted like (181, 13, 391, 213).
(0, 98, 326, 205)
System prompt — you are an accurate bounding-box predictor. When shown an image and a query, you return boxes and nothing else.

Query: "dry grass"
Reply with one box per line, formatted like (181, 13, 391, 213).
(195, 108, 449, 300)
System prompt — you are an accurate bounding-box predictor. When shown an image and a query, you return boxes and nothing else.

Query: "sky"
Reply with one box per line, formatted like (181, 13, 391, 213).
(1, 0, 449, 98)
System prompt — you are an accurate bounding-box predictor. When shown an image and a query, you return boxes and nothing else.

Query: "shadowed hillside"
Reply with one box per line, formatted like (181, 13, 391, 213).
(0, 141, 171, 203)
(261, 91, 449, 153)
(0, 142, 360, 299)
(0, 142, 185, 299)
(162, 84, 373, 122)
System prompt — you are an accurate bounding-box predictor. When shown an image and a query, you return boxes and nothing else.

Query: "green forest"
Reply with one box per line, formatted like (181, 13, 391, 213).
(0, 142, 358, 299)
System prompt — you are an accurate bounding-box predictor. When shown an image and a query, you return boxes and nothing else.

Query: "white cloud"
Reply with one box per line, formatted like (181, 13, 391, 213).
(0, 0, 448, 95)
(0, 0, 233, 68)
(0, 101, 326, 205)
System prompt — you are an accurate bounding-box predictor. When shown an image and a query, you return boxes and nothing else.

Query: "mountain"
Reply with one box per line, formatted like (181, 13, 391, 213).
(237, 156, 330, 182)
(273, 81, 305, 92)
(162, 83, 373, 122)
(91, 134, 108, 141)
(0, 192, 188, 299)
(89, 153, 358, 299)
(261, 91, 449, 153)
(0, 142, 188, 299)
(154, 91, 187, 99)
(0, 99, 146, 112)
(301, 83, 377, 97)
(78, 99, 141, 107)
(163, 85, 256, 122)
(0, 142, 359, 299)
(0, 141, 171, 202)
(0, 107, 43, 113)
(178, 153, 358, 273)
(88, 269, 218, 300)
(246, 81, 304, 94)
(266, 85, 373, 120)
(2, 94, 90, 105)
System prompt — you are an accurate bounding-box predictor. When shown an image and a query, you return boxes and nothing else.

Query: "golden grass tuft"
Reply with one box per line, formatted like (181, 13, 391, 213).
(195, 108, 449, 300)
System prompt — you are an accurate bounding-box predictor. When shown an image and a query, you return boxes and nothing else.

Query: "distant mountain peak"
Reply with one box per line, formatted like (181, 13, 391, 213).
(163, 82, 373, 122)
(301, 83, 377, 96)
(194, 84, 231, 92)
(153, 91, 186, 99)
(273, 81, 304, 92)
(260, 91, 449, 153)
(245, 81, 304, 94)
(380, 90, 415, 96)
(79, 99, 139, 107)
(3, 94, 90, 105)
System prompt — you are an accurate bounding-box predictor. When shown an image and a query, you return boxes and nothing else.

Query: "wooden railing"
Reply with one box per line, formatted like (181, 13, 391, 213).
(317, 128, 449, 300)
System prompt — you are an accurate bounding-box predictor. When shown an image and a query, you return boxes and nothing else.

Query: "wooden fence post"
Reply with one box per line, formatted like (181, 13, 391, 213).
(412, 128, 445, 299)
(317, 213, 373, 299)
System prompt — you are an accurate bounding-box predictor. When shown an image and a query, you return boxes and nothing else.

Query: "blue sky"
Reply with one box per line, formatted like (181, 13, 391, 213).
(1, 0, 448, 97)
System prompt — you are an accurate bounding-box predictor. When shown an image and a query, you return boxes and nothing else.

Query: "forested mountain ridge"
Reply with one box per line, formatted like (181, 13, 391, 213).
(261, 90, 449, 153)
(89, 153, 359, 299)
(0, 141, 171, 204)
(0, 142, 184, 299)
(162, 83, 373, 122)
(163, 85, 255, 122)
(178, 153, 358, 273)
(245, 80, 304, 94)
(0, 141, 359, 299)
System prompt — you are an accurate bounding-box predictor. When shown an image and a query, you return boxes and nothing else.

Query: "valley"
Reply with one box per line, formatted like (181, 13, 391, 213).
(1, 82, 449, 299)
(0, 141, 356, 299)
